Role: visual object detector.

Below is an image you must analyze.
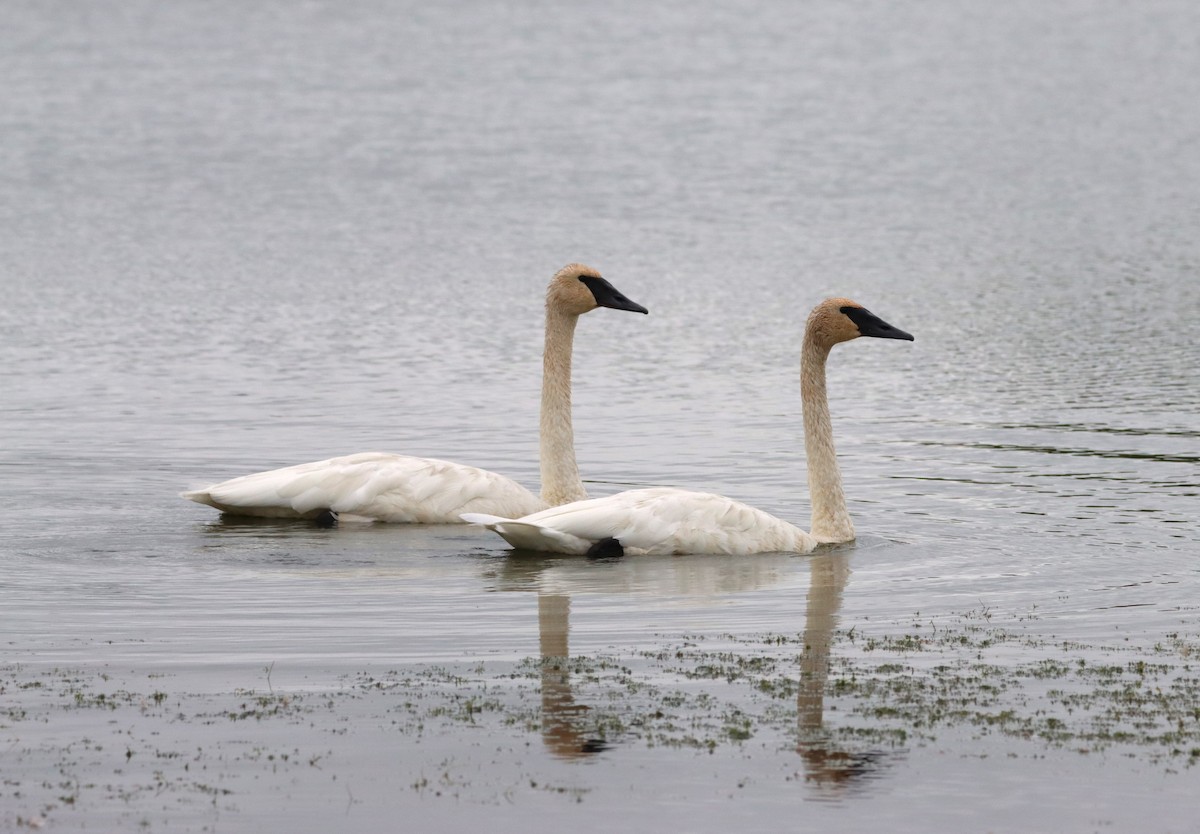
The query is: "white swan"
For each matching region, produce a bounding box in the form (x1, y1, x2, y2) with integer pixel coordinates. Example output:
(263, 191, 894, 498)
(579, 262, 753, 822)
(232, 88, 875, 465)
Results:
(181, 264, 648, 523)
(462, 298, 912, 555)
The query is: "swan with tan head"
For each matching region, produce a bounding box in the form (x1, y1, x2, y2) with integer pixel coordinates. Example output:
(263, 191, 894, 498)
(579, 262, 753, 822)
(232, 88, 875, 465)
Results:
(181, 264, 648, 523)
(462, 298, 912, 555)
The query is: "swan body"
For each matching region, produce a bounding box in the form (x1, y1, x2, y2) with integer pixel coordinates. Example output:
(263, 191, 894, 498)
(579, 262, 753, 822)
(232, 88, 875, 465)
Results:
(185, 452, 545, 522)
(463, 487, 818, 556)
(182, 264, 648, 523)
(464, 298, 913, 555)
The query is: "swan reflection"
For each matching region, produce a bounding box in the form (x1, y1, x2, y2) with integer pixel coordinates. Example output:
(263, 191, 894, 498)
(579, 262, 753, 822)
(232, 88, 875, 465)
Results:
(492, 547, 897, 788)
(536, 593, 609, 759)
(492, 550, 797, 760)
(795, 548, 891, 794)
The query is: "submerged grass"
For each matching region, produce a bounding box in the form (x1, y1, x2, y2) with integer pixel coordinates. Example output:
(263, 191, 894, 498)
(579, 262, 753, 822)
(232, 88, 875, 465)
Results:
(3, 610, 1198, 827)
(335, 609, 1200, 768)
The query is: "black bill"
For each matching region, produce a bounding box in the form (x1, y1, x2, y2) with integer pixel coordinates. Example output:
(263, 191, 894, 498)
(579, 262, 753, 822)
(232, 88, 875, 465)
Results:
(841, 306, 914, 341)
(580, 275, 649, 314)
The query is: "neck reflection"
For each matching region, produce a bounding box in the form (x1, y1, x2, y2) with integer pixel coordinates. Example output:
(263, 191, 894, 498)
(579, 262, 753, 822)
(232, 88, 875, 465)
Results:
(796, 547, 889, 793)
(537, 592, 607, 760)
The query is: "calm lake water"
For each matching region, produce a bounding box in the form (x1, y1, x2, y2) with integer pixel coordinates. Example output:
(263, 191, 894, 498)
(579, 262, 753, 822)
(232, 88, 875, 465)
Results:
(3, 0, 1199, 831)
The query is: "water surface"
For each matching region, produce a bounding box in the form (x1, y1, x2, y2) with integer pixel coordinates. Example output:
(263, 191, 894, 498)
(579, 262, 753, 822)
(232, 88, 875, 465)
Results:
(2, 0, 1199, 830)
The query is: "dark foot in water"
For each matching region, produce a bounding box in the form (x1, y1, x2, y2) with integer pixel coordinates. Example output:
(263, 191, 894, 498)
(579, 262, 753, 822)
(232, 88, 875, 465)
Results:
(580, 738, 611, 754)
(314, 509, 339, 528)
(585, 537, 623, 560)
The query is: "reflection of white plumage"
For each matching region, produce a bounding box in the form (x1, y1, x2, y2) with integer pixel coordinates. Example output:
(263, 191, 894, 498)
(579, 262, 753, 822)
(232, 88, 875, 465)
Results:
(181, 264, 648, 523)
(464, 298, 913, 555)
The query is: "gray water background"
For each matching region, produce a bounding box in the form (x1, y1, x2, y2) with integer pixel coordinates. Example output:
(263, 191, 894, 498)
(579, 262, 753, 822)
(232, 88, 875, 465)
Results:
(2, 0, 1199, 830)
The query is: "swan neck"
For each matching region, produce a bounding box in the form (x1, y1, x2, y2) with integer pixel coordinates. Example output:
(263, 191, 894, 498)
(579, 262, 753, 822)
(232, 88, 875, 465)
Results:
(540, 307, 587, 505)
(801, 337, 854, 542)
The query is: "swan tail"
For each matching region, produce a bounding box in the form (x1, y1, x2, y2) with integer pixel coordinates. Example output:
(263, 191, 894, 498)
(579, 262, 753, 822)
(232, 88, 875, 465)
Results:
(181, 489, 218, 508)
(180, 487, 311, 519)
(459, 512, 509, 527)
(460, 513, 589, 554)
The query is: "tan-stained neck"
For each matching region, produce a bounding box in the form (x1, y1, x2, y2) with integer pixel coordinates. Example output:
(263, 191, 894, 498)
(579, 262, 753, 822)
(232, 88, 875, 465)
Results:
(801, 334, 855, 543)
(539, 305, 588, 506)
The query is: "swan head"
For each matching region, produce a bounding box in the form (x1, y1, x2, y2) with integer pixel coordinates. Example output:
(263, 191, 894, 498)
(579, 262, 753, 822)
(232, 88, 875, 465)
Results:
(547, 263, 649, 317)
(808, 298, 914, 347)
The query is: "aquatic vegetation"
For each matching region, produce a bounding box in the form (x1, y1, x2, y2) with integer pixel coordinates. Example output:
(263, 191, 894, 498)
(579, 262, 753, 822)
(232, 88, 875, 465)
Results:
(330, 611, 1200, 766)
(3, 610, 1197, 828)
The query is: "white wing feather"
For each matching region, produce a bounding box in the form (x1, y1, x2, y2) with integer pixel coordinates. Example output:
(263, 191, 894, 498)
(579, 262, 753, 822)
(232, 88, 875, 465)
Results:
(183, 452, 545, 523)
(463, 487, 818, 556)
